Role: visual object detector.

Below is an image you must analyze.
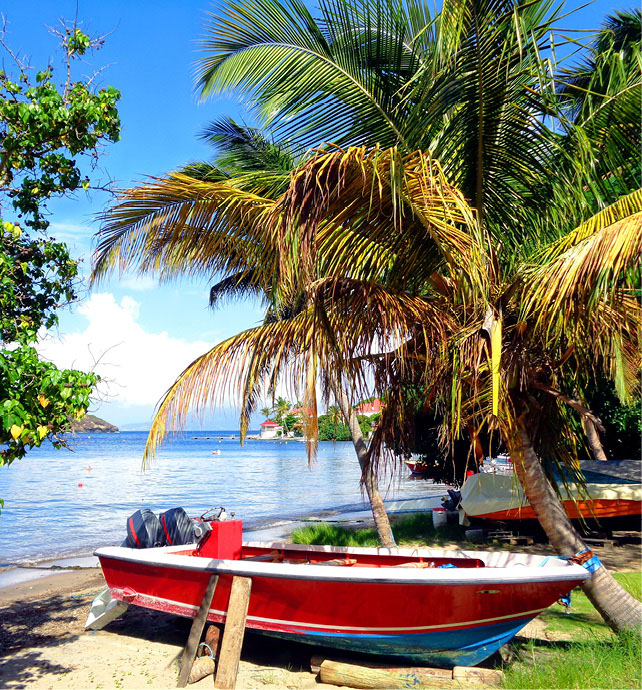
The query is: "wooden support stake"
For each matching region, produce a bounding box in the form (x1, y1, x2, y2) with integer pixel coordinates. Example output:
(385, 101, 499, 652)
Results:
(452, 666, 504, 687)
(177, 574, 219, 688)
(214, 576, 252, 690)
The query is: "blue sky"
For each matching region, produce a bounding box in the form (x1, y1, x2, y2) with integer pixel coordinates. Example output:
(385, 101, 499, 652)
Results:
(4, 0, 624, 428)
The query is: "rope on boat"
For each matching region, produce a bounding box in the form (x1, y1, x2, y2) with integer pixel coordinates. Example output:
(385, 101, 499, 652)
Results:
(537, 547, 603, 614)
(197, 642, 214, 659)
(537, 547, 602, 574)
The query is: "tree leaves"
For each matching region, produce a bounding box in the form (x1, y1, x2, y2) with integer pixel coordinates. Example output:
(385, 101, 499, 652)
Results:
(0, 21, 118, 468)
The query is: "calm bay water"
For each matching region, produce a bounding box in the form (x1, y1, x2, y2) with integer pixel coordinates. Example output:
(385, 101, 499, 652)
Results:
(0, 431, 435, 565)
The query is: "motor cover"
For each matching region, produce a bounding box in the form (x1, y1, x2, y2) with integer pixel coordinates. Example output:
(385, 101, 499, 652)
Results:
(126, 509, 165, 548)
(159, 507, 196, 546)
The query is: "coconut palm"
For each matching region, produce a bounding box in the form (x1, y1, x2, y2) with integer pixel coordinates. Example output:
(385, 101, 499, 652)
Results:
(93, 145, 640, 630)
(93, 122, 401, 546)
(92, 1, 640, 628)
(273, 396, 291, 430)
(260, 406, 273, 419)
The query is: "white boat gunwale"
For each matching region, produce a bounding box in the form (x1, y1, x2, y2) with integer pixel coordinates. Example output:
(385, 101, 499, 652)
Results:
(95, 542, 589, 586)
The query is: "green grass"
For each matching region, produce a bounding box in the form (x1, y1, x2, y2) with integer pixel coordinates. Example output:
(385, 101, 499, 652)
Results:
(291, 513, 468, 547)
(504, 630, 641, 689)
(505, 571, 642, 689)
(541, 571, 642, 637)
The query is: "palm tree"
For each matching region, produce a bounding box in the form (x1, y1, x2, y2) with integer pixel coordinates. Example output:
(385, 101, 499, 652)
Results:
(93, 145, 640, 631)
(92, 122, 399, 546)
(274, 396, 291, 431)
(191, 0, 641, 628)
(260, 406, 273, 419)
(326, 405, 342, 440)
(92, 1, 640, 627)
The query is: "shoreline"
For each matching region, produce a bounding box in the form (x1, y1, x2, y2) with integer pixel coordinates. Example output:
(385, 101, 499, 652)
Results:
(0, 491, 448, 590)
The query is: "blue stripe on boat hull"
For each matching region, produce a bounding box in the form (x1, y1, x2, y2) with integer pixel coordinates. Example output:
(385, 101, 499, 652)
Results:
(255, 616, 532, 667)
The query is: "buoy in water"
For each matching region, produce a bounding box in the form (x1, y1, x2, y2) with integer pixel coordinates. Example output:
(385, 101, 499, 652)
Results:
(212, 450, 221, 455)
(86, 465, 91, 472)
(78, 482, 83, 487)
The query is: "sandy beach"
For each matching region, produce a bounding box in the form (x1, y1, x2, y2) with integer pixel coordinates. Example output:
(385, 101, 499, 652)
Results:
(0, 567, 337, 690)
(1, 538, 639, 690)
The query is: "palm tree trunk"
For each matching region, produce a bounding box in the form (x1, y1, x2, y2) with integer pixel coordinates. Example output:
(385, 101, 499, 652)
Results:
(330, 379, 396, 548)
(581, 418, 608, 462)
(509, 416, 641, 632)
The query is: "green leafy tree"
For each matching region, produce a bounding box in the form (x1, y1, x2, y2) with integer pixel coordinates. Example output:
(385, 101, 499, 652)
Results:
(318, 411, 374, 441)
(0, 19, 120, 471)
(283, 412, 300, 435)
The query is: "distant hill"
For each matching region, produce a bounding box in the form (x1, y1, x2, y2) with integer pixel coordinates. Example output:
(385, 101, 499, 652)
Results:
(71, 414, 119, 433)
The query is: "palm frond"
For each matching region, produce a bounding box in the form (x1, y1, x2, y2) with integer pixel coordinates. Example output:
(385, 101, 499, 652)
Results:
(519, 193, 642, 349)
(91, 174, 275, 288)
(272, 145, 484, 295)
(197, 0, 416, 150)
(199, 116, 299, 197)
(144, 310, 322, 461)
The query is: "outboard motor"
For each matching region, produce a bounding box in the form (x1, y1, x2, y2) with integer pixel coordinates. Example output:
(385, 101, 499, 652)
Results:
(158, 507, 196, 546)
(442, 489, 462, 512)
(125, 509, 165, 548)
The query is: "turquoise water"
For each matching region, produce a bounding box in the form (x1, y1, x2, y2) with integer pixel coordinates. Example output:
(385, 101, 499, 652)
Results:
(0, 431, 436, 564)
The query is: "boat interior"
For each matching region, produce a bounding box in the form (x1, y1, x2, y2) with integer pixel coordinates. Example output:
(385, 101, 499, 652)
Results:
(171, 520, 485, 568)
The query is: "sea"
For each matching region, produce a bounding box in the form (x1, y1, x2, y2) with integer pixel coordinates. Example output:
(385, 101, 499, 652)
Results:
(0, 431, 440, 567)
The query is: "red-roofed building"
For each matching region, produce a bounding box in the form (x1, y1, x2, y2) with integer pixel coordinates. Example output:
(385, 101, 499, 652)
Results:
(260, 420, 282, 439)
(355, 398, 383, 416)
(290, 407, 314, 417)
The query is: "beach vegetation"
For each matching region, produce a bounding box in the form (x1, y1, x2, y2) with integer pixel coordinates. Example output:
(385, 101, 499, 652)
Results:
(91, 0, 639, 629)
(0, 18, 120, 472)
(317, 411, 376, 442)
(504, 628, 641, 689)
(291, 513, 466, 547)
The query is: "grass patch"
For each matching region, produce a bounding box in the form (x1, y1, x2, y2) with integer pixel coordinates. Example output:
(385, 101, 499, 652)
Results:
(506, 572, 642, 688)
(541, 571, 642, 636)
(291, 522, 380, 547)
(504, 630, 641, 689)
(291, 513, 468, 547)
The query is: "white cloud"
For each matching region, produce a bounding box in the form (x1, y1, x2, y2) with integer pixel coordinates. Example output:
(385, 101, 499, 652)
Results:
(38, 293, 216, 408)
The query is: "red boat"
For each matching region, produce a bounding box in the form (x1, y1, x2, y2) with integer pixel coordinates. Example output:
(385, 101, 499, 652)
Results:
(404, 459, 431, 475)
(89, 518, 588, 667)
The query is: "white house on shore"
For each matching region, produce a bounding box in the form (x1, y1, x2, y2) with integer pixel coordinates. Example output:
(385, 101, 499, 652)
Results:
(259, 420, 283, 439)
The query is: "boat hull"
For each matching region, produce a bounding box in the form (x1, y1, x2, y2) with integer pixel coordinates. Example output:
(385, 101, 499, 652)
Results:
(404, 461, 430, 475)
(96, 542, 587, 667)
(473, 498, 642, 521)
(460, 471, 642, 523)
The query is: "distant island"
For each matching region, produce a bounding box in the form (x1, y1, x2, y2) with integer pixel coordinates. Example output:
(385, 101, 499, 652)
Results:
(71, 414, 119, 433)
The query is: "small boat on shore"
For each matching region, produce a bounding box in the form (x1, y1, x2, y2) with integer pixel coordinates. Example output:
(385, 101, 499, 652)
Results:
(91, 517, 588, 667)
(404, 459, 431, 475)
(460, 459, 641, 523)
